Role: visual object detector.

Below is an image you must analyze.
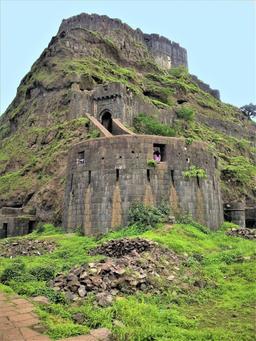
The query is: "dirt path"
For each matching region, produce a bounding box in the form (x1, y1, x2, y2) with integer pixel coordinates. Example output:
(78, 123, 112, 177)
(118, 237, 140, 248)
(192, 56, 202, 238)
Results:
(0, 292, 111, 341)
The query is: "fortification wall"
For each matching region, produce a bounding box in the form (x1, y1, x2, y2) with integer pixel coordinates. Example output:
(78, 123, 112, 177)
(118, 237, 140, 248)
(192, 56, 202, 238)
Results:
(58, 13, 188, 70)
(63, 135, 223, 235)
(68, 82, 176, 127)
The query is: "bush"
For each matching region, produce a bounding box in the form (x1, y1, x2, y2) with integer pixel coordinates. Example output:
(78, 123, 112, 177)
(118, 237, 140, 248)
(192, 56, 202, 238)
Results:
(176, 106, 195, 121)
(183, 166, 207, 179)
(133, 113, 175, 137)
(147, 159, 157, 167)
(0, 260, 26, 284)
(30, 265, 55, 281)
(128, 202, 168, 231)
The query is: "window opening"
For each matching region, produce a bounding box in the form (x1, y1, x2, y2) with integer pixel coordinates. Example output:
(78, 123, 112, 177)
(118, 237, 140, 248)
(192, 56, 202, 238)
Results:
(77, 151, 85, 164)
(171, 170, 175, 186)
(196, 176, 200, 188)
(153, 144, 166, 162)
(88, 170, 91, 184)
(116, 169, 120, 182)
(3, 223, 8, 238)
(28, 221, 35, 234)
(70, 174, 73, 190)
(147, 169, 150, 182)
(214, 156, 218, 169)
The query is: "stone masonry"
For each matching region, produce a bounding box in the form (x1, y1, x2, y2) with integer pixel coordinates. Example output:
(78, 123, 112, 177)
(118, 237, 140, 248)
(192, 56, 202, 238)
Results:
(63, 134, 223, 235)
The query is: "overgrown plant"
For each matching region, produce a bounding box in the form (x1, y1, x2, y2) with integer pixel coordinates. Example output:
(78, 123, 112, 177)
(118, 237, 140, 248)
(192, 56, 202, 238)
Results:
(133, 113, 175, 137)
(147, 159, 157, 167)
(128, 202, 169, 231)
(176, 106, 195, 121)
(183, 166, 207, 179)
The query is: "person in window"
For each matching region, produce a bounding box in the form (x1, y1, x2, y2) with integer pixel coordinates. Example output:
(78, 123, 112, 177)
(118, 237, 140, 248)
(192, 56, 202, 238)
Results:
(153, 150, 161, 163)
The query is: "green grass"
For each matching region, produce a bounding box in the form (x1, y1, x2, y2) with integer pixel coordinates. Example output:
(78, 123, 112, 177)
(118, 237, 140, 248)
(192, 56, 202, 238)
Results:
(0, 223, 255, 340)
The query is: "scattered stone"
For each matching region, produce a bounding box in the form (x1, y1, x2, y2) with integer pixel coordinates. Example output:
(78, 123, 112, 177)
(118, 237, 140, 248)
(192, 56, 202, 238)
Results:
(90, 237, 155, 257)
(31, 296, 50, 305)
(51, 238, 186, 304)
(0, 239, 56, 257)
(73, 312, 86, 324)
(226, 228, 256, 240)
(96, 292, 113, 307)
(90, 328, 112, 341)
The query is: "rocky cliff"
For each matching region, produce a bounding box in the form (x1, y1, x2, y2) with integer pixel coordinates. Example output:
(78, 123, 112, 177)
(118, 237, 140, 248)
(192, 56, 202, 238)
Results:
(0, 13, 255, 225)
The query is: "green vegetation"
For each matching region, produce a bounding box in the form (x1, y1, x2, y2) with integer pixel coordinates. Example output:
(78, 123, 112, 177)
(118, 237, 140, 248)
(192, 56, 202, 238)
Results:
(134, 113, 175, 136)
(0, 117, 92, 201)
(147, 159, 157, 167)
(176, 106, 195, 121)
(0, 223, 255, 340)
(183, 166, 207, 179)
(221, 156, 256, 188)
(127, 202, 170, 231)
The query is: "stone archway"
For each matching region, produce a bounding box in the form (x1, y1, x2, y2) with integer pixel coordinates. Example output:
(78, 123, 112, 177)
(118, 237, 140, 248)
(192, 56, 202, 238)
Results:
(101, 111, 113, 133)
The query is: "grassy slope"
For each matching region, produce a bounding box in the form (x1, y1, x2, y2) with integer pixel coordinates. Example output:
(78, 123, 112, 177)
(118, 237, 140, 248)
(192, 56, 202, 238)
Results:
(0, 223, 255, 340)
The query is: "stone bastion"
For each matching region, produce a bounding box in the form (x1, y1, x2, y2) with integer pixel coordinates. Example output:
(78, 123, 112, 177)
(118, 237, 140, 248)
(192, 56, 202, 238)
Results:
(63, 135, 223, 235)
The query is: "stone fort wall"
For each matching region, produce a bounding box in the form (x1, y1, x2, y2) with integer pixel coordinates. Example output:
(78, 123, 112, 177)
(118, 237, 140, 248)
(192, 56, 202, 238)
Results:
(63, 135, 223, 235)
(58, 13, 188, 70)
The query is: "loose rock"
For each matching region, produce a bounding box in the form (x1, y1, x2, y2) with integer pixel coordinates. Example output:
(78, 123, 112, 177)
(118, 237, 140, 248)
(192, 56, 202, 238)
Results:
(90, 237, 155, 257)
(226, 228, 256, 240)
(51, 238, 186, 304)
(0, 239, 56, 257)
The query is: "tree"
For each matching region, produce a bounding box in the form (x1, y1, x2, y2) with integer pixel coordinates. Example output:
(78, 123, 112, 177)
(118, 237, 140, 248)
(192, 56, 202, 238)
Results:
(240, 103, 256, 120)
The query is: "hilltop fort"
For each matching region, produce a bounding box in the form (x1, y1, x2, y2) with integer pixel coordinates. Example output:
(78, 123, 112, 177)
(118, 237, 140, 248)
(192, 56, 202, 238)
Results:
(0, 13, 255, 237)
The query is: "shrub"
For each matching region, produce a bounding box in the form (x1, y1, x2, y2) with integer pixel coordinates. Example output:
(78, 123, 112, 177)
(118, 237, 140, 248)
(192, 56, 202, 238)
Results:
(0, 260, 26, 284)
(30, 265, 55, 281)
(128, 202, 168, 231)
(133, 113, 175, 137)
(176, 106, 195, 121)
(183, 166, 207, 179)
(147, 159, 157, 167)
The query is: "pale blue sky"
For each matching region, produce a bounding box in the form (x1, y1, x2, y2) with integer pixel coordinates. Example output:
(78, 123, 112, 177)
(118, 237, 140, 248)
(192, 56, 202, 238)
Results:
(0, 0, 255, 114)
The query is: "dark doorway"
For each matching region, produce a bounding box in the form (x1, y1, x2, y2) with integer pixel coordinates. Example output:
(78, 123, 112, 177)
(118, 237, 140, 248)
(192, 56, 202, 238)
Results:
(2, 223, 8, 238)
(101, 112, 112, 133)
(28, 221, 35, 234)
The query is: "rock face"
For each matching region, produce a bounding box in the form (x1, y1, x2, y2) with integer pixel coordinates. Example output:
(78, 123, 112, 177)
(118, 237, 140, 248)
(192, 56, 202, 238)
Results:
(58, 13, 188, 69)
(51, 238, 185, 303)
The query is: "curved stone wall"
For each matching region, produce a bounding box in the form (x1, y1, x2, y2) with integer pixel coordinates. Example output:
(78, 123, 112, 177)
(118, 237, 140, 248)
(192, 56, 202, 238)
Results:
(63, 135, 223, 235)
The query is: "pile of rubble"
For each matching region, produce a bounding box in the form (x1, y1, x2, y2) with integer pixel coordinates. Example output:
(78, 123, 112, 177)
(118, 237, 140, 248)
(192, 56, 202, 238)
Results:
(51, 238, 184, 305)
(90, 237, 155, 257)
(226, 228, 256, 240)
(0, 239, 56, 257)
